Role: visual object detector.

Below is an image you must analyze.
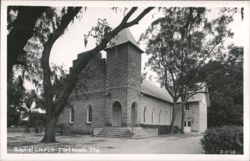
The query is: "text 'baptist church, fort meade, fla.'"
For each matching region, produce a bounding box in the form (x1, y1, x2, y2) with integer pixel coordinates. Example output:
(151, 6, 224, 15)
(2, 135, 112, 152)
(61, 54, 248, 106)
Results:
(57, 28, 209, 137)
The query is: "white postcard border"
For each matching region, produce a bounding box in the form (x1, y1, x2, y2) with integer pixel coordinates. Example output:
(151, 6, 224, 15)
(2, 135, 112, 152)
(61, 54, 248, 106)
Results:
(1, 1, 249, 161)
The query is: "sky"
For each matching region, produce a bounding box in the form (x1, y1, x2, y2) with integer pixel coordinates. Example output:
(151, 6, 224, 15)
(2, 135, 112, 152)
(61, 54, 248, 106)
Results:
(50, 7, 244, 75)
(50, 7, 156, 71)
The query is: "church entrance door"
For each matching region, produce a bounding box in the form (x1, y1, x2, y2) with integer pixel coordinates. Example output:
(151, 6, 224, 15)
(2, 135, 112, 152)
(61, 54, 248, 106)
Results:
(184, 120, 192, 133)
(112, 102, 122, 126)
(131, 102, 137, 126)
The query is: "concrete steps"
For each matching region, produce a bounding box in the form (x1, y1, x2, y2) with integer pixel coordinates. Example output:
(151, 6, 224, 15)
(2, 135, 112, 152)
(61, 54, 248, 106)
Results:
(94, 127, 157, 138)
(96, 127, 133, 138)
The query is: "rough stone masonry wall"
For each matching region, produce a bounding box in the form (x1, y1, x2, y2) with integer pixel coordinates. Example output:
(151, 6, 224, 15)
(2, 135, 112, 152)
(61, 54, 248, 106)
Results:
(104, 43, 135, 126)
(57, 53, 107, 134)
(104, 43, 143, 126)
(105, 44, 129, 88)
(127, 88, 141, 125)
(58, 93, 106, 134)
(75, 53, 106, 93)
(127, 45, 142, 90)
(70, 92, 106, 134)
(126, 44, 142, 126)
(104, 87, 128, 126)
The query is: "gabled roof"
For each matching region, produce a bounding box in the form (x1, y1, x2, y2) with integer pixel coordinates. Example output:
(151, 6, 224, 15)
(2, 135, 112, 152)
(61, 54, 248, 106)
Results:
(141, 80, 173, 103)
(141, 80, 208, 104)
(106, 28, 143, 53)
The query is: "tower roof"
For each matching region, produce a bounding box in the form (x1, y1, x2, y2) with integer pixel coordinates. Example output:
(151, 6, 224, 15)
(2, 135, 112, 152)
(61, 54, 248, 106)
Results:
(106, 28, 143, 53)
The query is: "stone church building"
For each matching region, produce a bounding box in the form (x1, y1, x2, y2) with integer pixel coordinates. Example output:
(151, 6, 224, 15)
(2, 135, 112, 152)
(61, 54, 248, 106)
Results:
(58, 29, 209, 137)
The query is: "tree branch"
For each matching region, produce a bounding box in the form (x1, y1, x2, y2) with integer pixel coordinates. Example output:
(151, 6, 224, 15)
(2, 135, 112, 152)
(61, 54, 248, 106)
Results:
(41, 7, 81, 115)
(52, 7, 81, 40)
(54, 7, 154, 116)
(194, 40, 221, 73)
(164, 67, 174, 99)
(176, 83, 208, 108)
(183, 39, 222, 87)
(126, 7, 154, 27)
(121, 7, 137, 24)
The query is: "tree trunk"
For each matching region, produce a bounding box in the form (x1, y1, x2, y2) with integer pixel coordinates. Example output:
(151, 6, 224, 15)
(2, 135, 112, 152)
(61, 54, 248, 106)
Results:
(25, 111, 32, 133)
(41, 116, 58, 143)
(170, 102, 177, 133)
(181, 103, 185, 134)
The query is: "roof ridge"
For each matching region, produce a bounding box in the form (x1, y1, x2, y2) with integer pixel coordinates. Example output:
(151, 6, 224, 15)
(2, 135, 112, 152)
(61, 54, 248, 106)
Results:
(106, 28, 143, 52)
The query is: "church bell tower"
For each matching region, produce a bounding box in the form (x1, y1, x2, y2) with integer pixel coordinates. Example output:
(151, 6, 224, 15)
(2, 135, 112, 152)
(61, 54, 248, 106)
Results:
(104, 28, 143, 126)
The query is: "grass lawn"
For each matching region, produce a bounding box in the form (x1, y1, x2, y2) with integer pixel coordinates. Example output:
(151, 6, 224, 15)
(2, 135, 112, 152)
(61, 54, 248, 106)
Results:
(7, 132, 204, 154)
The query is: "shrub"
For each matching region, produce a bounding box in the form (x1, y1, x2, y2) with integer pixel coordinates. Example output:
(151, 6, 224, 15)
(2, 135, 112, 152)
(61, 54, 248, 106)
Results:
(56, 123, 67, 134)
(200, 125, 243, 154)
(139, 124, 180, 134)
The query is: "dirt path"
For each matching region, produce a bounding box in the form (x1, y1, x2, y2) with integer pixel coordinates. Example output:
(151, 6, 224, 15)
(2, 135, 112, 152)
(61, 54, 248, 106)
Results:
(7, 133, 203, 154)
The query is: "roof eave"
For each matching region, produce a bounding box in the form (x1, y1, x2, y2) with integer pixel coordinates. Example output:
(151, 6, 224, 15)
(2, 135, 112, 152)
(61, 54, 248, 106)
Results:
(141, 91, 173, 104)
(105, 41, 144, 53)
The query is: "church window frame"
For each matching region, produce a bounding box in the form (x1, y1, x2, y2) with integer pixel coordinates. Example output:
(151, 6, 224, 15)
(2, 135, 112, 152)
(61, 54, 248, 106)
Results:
(185, 103, 190, 111)
(184, 121, 191, 127)
(69, 105, 75, 124)
(87, 105, 92, 123)
(152, 108, 155, 123)
(159, 109, 162, 123)
(143, 106, 147, 123)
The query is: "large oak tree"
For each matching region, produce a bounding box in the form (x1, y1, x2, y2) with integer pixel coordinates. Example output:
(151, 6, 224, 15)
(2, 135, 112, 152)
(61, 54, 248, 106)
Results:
(140, 7, 236, 133)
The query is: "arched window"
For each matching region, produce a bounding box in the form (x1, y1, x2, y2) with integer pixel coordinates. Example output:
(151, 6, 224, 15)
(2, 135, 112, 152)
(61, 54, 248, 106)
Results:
(185, 103, 190, 110)
(69, 106, 75, 123)
(152, 108, 155, 123)
(143, 106, 147, 123)
(159, 110, 162, 123)
(166, 111, 168, 123)
(87, 105, 92, 123)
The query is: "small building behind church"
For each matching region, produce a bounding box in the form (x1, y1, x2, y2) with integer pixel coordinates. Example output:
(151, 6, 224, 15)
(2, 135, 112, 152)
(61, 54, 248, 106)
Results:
(58, 29, 209, 137)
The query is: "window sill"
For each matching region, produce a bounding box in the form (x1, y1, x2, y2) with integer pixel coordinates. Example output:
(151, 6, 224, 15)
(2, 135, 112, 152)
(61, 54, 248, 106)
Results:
(85, 122, 92, 125)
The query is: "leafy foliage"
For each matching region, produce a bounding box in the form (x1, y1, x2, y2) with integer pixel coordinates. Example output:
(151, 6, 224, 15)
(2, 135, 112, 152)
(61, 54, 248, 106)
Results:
(84, 18, 112, 47)
(51, 64, 68, 99)
(140, 7, 237, 132)
(29, 112, 47, 128)
(8, 76, 25, 108)
(7, 106, 21, 127)
(7, 79, 42, 127)
(7, 7, 70, 127)
(140, 7, 235, 98)
(7, 6, 49, 80)
(139, 124, 180, 134)
(8, 7, 79, 90)
(198, 46, 243, 127)
(7, 7, 75, 122)
(200, 126, 243, 154)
